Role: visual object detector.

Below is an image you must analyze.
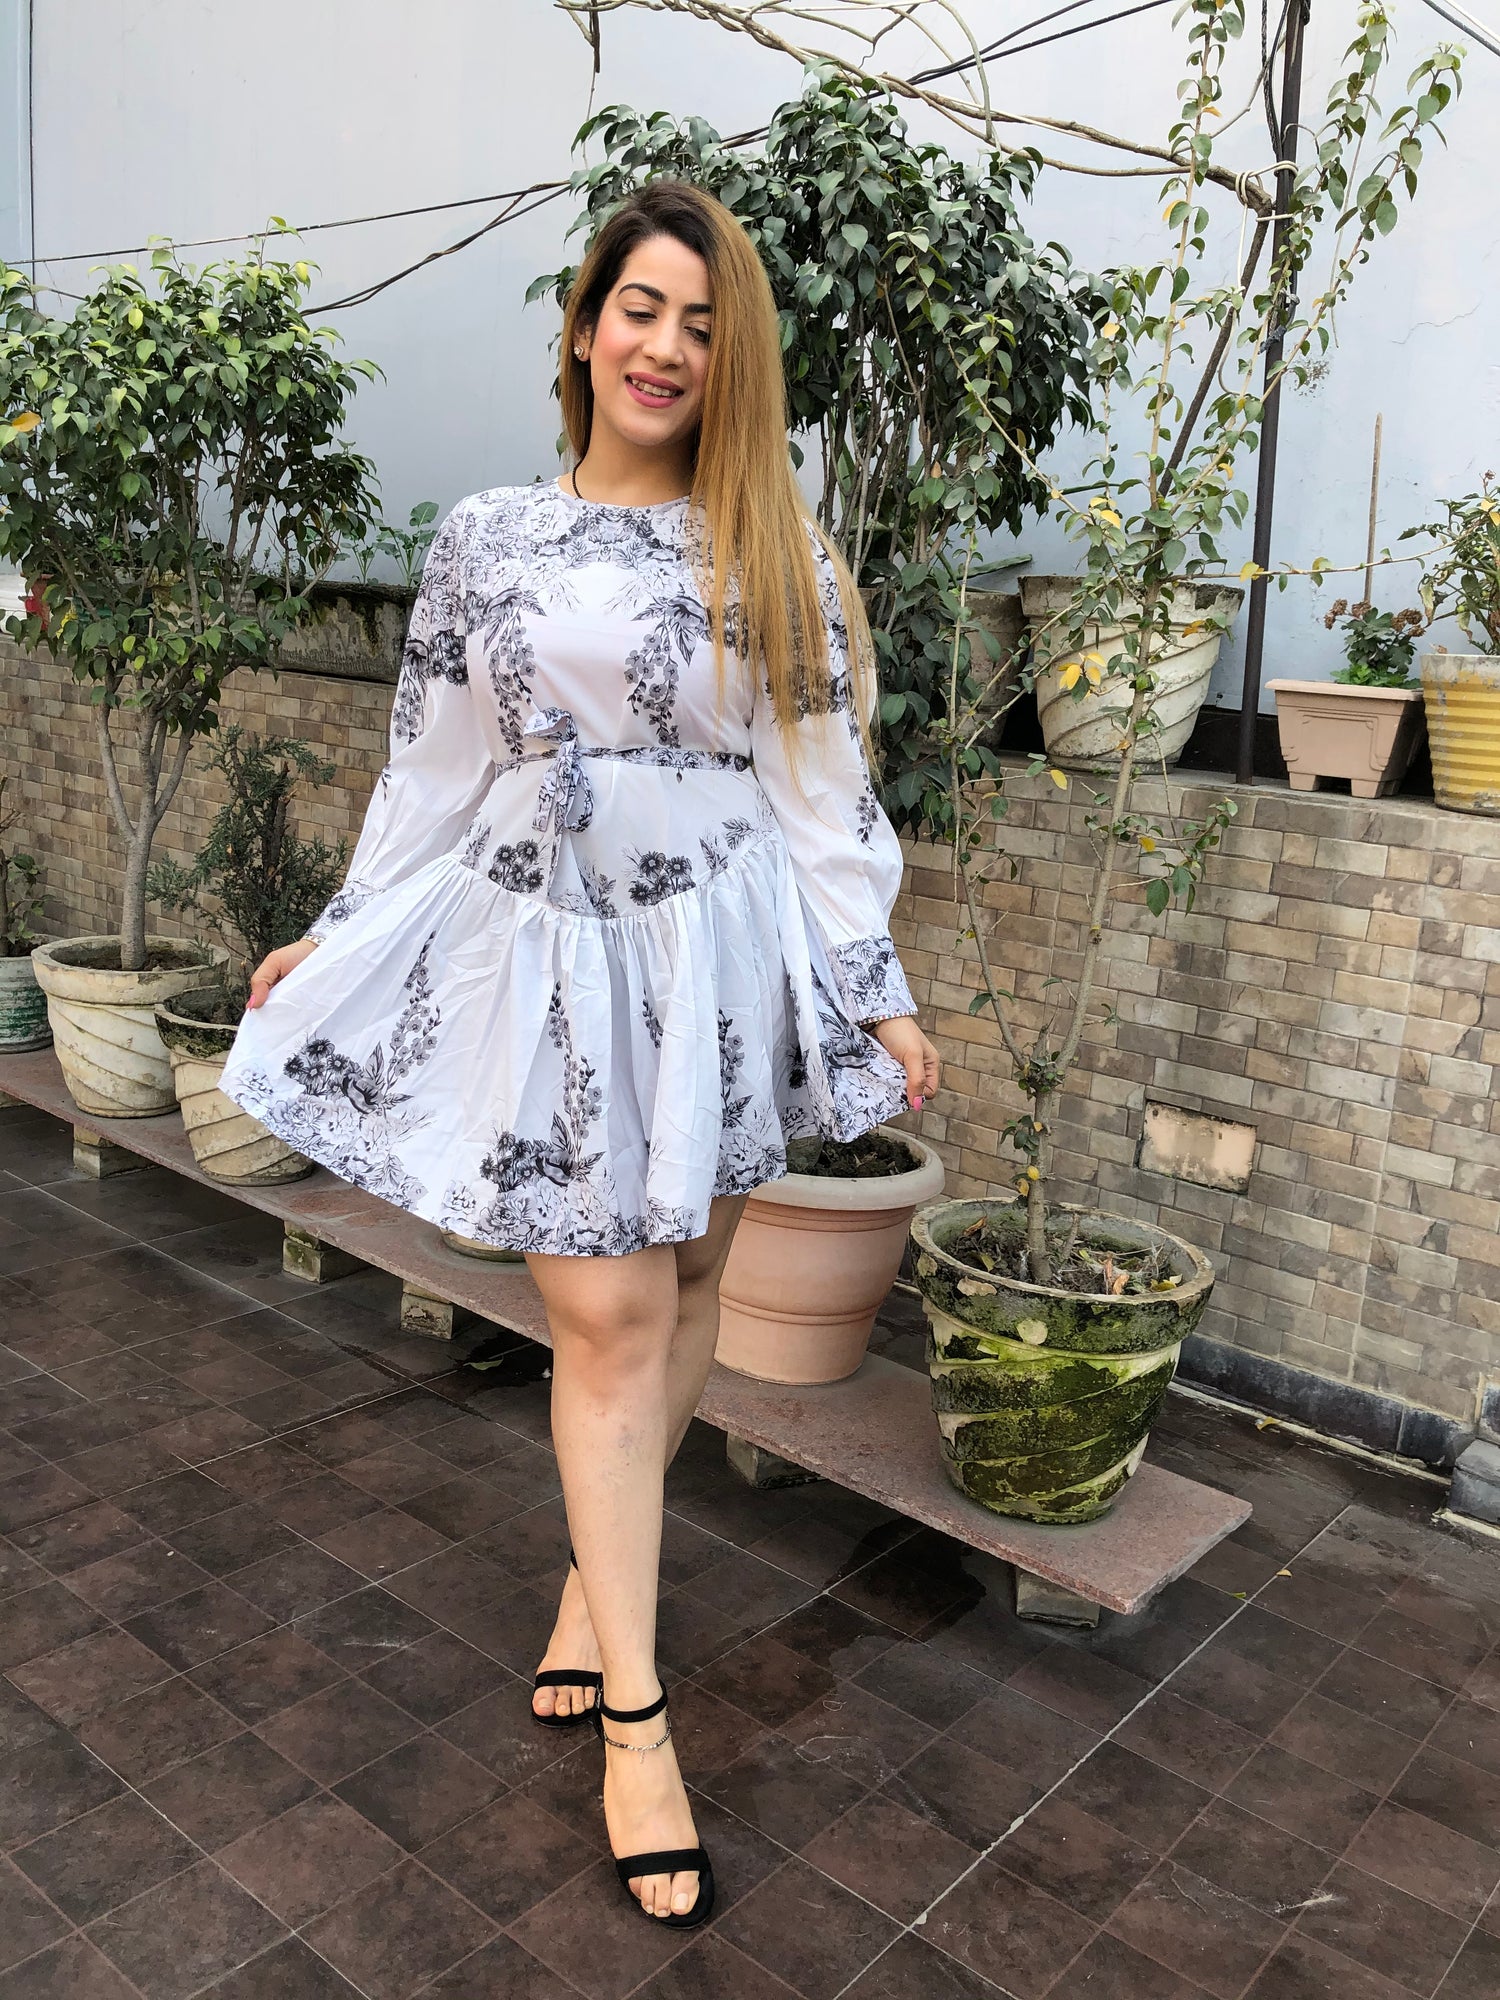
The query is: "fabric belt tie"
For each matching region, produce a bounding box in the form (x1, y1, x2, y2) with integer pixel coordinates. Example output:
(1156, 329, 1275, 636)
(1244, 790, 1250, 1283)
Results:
(519, 706, 753, 844)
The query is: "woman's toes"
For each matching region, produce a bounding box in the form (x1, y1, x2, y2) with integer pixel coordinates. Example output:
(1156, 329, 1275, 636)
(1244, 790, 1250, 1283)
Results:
(532, 1687, 554, 1718)
(671, 1873, 697, 1915)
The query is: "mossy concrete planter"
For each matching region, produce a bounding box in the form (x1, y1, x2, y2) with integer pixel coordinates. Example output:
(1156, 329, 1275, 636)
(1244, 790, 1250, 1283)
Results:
(716, 1128, 946, 1385)
(1420, 651, 1500, 816)
(1268, 680, 1425, 799)
(0, 949, 51, 1052)
(155, 992, 313, 1185)
(1022, 577, 1243, 772)
(32, 938, 227, 1117)
(911, 1197, 1215, 1523)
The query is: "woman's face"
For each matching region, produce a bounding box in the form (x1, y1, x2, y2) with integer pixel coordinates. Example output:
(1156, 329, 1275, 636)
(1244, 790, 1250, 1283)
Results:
(577, 234, 712, 457)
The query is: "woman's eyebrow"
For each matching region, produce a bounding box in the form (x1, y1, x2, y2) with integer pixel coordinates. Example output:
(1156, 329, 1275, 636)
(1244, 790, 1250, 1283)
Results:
(618, 282, 713, 314)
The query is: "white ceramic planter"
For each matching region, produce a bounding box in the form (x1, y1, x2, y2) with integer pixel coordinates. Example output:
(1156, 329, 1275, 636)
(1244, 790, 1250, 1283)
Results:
(0, 949, 51, 1052)
(1268, 680, 1425, 799)
(155, 997, 313, 1184)
(1021, 577, 1244, 772)
(716, 1128, 946, 1386)
(32, 938, 227, 1117)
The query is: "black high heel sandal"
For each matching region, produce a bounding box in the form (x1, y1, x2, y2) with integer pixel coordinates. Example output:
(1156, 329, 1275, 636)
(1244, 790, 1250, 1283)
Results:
(531, 1549, 603, 1731)
(594, 1686, 715, 1929)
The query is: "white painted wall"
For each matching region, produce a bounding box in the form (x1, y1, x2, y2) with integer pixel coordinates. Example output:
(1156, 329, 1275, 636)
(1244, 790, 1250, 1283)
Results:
(13, 0, 1499, 701)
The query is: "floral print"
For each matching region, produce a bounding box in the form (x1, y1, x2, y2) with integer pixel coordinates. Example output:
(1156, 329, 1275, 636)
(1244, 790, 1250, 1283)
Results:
(220, 483, 916, 1256)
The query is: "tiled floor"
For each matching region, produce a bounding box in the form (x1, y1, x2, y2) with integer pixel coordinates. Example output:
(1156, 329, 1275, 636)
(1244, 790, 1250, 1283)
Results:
(1, 1104, 1499, 2000)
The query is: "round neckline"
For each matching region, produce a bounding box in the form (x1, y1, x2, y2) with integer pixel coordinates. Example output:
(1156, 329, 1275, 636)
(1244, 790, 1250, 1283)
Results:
(553, 478, 690, 514)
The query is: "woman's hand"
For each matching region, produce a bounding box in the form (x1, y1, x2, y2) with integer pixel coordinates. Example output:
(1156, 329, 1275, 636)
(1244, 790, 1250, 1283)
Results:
(870, 1015, 941, 1112)
(244, 937, 320, 1012)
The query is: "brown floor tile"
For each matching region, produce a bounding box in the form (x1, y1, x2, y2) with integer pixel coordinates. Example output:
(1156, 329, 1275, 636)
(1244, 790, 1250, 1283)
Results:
(851, 1635, 995, 1728)
(86, 1859, 287, 1999)
(114, 1468, 237, 1536)
(302, 1856, 495, 2000)
(0, 1468, 96, 1538)
(167, 1504, 298, 1579)
(1116, 1689, 1261, 1792)
(766, 1593, 903, 1679)
(1169, 1796, 1336, 1919)
(515, 1738, 611, 1850)
(225, 1545, 365, 1625)
(397, 1475, 519, 1541)
(1048, 1928, 1211, 1999)
(291, 1585, 435, 1672)
(150, 1408, 268, 1466)
(218, 1792, 403, 1928)
(1435, 1927, 1500, 2000)
(333, 1731, 503, 1850)
(693, 1630, 836, 1728)
(0, 1859, 72, 1973)
(336, 1442, 454, 1506)
(1004, 1641, 1155, 1732)
(1108, 1861, 1286, 2000)
(1392, 1746, 1500, 1850)
(1386, 1574, 1500, 1651)
(13, 1792, 197, 1923)
(360, 1627, 509, 1724)
(704, 1728, 870, 1848)
(257, 1677, 419, 1785)
(418, 1789, 592, 1924)
(316, 1505, 466, 1581)
(123, 1580, 275, 1671)
(1269, 1690, 1418, 1794)
(802, 1790, 975, 1920)
(506, 1854, 694, 2000)
(1172, 1640, 1307, 1737)
(208, 1440, 321, 1504)
(438, 1683, 581, 1788)
(945, 1682, 1100, 1790)
(1358, 1607, 1492, 1692)
(1226, 1744, 1382, 1853)
(924, 1859, 1095, 1999)
(200, 1935, 367, 1997)
(1463, 1650, 1500, 1715)
(142, 1729, 318, 1849)
(651, 1680, 765, 1787)
(712, 1854, 903, 2000)
(994, 1796, 1156, 1923)
(0, 1541, 46, 1603)
(1317, 1646, 1455, 1740)
(292, 1410, 407, 1467)
(651, 1583, 748, 1676)
(0, 1729, 124, 1847)
(65, 1541, 212, 1621)
(10, 1501, 148, 1577)
(629, 1933, 802, 2000)
(8, 1625, 171, 1726)
(188, 1627, 345, 1727)
(0, 1934, 144, 1999)
(1428, 1695, 1500, 1778)
(780, 1680, 936, 1789)
(1056, 1740, 1212, 1852)
(417, 1933, 591, 1998)
(264, 1472, 383, 1540)
(882, 1731, 1041, 1851)
(1295, 1859, 1469, 1993)
(0, 1581, 108, 1671)
(75, 1673, 239, 1783)
(1242, 1933, 1414, 1998)
(63, 1436, 181, 1497)
(1343, 1800, 1500, 1922)
(1254, 1568, 1379, 1644)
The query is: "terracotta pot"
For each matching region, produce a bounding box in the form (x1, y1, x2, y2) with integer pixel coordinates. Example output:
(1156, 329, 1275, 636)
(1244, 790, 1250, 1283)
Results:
(32, 938, 227, 1117)
(715, 1128, 946, 1385)
(1267, 680, 1425, 799)
(155, 992, 313, 1185)
(911, 1198, 1215, 1524)
(0, 947, 52, 1052)
(1022, 577, 1243, 772)
(1420, 651, 1500, 816)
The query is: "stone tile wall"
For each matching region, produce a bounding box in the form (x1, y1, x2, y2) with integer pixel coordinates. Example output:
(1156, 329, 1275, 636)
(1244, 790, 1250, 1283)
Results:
(3, 642, 1496, 1431)
(890, 769, 1500, 1431)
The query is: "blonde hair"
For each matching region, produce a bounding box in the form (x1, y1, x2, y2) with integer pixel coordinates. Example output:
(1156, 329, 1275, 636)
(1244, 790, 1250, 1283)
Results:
(558, 180, 875, 749)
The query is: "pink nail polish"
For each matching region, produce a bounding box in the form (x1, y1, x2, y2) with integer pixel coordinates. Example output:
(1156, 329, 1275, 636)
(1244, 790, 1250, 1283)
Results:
(913, 1095, 924, 1110)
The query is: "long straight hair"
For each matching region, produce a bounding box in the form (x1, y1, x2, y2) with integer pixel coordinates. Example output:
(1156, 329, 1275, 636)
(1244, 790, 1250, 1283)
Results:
(558, 181, 875, 749)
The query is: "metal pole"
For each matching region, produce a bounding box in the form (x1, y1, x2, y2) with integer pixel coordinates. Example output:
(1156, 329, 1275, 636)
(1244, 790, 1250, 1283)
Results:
(1235, 0, 1311, 787)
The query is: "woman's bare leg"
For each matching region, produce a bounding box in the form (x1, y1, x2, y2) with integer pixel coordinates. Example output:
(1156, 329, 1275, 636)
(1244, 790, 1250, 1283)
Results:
(531, 1194, 747, 1722)
(526, 1195, 747, 1920)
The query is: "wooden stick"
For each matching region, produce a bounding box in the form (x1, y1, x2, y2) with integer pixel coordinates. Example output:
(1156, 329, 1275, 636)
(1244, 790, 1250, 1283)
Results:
(1364, 412, 1383, 605)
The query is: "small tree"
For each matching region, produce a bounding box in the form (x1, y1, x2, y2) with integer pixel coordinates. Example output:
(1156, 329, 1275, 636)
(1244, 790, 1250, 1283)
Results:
(532, 71, 1106, 827)
(0, 248, 379, 970)
(1404, 475, 1500, 652)
(147, 727, 347, 1010)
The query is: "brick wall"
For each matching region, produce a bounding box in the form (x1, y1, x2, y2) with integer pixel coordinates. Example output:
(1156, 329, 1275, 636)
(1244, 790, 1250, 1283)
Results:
(4, 640, 1496, 1433)
(890, 770, 1500, 1432)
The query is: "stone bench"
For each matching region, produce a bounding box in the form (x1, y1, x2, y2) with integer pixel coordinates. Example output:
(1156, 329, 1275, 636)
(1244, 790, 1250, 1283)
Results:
(0, 1047, 1251, 1618)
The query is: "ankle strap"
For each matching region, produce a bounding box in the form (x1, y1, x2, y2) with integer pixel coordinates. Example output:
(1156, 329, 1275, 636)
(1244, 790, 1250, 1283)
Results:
(599, 1687, 667, 1725)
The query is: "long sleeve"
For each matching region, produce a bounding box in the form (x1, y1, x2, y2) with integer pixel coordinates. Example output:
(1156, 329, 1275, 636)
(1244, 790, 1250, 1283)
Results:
(750, 545, 916, 1025)
(306, 504, 494, 941)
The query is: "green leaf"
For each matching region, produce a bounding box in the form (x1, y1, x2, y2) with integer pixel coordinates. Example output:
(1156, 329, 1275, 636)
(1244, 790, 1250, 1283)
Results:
(1145, 879, 1170, 917)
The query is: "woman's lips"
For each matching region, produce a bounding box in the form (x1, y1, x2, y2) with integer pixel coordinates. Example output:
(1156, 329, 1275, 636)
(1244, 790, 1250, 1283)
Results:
(625, 375, 684, 408)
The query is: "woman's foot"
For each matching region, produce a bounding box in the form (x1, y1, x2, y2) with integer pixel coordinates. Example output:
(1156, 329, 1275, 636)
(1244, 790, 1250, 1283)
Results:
(602, 1698, 702, 1919)
(531, 1561, 603, 1721)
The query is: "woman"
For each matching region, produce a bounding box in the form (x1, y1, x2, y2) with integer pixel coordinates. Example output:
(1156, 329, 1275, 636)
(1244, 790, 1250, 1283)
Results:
(222, 181, 940, 1928)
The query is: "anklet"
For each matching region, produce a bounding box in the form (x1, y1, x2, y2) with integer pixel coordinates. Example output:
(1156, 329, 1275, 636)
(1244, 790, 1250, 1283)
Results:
(601, 1719, 672, 1753)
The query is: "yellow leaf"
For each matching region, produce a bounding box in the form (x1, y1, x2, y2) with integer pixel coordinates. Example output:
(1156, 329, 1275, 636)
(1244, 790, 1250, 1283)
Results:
(1098, 508, 1122, 527)
(1101, 321, 1119, 337)
(1181, 620, 1206, 636)
(7, 410, 39, 433)
(1140, 835, 1157, 852)
(1050, 769, 1069, 791)
(1058, 662, 1083, 691)
(1083, 662, 1103, 688)
(1238, 560, 1260, 582)
(1085, 652, 1105, 666)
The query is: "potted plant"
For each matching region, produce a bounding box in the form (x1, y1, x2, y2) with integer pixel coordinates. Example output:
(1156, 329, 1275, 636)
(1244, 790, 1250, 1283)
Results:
(1268, 598, 1427, 797)
(0, 247, 379, 1113)
(1404, 476, 1500, 815)
(716, 1127, 945, 1384)
(889, 1, 1458, 1520)
(147, 728, 345, 1182)
(0, 776, 49, 1052)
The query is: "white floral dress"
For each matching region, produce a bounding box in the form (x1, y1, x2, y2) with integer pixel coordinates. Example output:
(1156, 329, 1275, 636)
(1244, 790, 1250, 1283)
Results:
(219, 484, 916, 1257)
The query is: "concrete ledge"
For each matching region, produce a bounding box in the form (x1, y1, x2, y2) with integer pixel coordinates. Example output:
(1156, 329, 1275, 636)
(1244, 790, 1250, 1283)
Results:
(0, 1047, 1253, 1615)
(1450, 1440, 1500, 1528)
